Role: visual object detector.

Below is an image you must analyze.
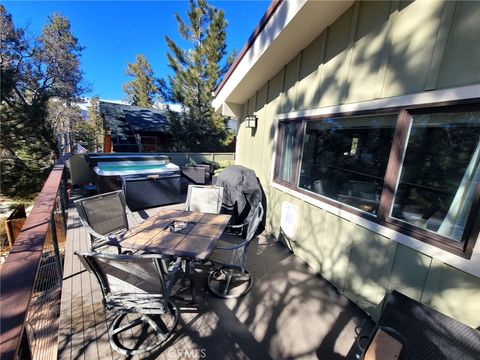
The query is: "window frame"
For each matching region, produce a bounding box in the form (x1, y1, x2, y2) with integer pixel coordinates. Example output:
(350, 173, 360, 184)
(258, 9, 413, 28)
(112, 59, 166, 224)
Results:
(273, 118, 305, 187)
(273, 100, 480, 258)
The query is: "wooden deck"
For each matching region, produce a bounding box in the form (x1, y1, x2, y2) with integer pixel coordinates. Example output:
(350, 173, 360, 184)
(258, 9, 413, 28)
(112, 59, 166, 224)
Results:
(0, 161, 69, 360)
(58, 205, 117, 360)
(58, 203, 374, 360)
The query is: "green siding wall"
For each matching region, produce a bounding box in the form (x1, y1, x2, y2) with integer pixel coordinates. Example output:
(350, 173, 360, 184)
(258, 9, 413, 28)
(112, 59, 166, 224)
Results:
(235, 0, 480, 327)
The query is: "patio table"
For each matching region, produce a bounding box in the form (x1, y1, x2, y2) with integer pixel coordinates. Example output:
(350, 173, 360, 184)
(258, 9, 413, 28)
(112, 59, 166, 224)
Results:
(118, 209, 231, 303)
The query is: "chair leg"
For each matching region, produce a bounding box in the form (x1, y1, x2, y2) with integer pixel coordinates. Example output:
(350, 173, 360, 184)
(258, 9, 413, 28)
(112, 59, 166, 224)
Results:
(109, 301, 179, 356)
(207, 268, 253, 299)
(186, 259, 197, 303)
(222, 271, 233, 297)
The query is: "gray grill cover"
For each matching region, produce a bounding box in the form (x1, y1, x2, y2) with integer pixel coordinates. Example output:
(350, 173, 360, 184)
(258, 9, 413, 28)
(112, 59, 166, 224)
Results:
(215, 165, 262, 225)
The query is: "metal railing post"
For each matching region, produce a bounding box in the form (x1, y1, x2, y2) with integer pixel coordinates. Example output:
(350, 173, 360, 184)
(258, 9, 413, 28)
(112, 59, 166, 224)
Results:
(49, 214, 63, 280)
(17, 329, 33, 360)
(59, 186, 68, 232)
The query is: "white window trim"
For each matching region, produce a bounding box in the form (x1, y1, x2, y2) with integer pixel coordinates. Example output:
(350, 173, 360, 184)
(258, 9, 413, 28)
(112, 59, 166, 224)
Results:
(270, 85, 480, 277)
(276, 84, 480, 120)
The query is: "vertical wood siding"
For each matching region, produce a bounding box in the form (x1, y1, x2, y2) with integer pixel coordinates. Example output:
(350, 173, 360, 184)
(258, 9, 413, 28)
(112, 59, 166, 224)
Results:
(235, 0, 480, 327)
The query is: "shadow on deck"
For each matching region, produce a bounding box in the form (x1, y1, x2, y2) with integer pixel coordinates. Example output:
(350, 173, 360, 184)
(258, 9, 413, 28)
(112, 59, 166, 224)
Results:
(58, 203, 374, 360)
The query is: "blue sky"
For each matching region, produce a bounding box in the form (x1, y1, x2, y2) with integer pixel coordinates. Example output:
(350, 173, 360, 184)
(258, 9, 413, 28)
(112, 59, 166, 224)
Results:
(3, 1, 269, 101)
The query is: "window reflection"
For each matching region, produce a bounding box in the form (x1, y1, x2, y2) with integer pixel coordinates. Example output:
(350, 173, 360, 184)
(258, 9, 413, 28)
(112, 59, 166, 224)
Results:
(392, 112, 480, 241)
(277, 122, 300, 184)
(299, 114, 397, 213)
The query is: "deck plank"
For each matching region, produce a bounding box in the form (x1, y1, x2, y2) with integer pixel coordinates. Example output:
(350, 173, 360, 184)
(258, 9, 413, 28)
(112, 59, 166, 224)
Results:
(59, 206, 129, 360)
(75, 215, 88, 360)
(68, 213, 86, 360)
(78, 215, 102, 360)
(58, 208, 75, 360)
(87, 251, 117, 360)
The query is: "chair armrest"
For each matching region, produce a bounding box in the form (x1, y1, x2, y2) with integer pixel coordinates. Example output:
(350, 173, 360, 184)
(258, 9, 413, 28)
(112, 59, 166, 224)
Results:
(227, 223, 247, 230)
(126, 208, 145, 228)
(83, 223, 109, 240)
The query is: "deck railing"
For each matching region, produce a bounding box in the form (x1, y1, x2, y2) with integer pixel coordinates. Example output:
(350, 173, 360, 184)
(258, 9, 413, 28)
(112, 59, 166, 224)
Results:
(0, 155, 70, 360)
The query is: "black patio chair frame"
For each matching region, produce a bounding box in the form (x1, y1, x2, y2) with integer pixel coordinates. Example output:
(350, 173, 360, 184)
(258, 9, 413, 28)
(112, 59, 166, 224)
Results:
(206, 202, 264, 299)
(74, 190, 129, 253)
(360, 290, 480, 360)
(76, 252, 179, 356)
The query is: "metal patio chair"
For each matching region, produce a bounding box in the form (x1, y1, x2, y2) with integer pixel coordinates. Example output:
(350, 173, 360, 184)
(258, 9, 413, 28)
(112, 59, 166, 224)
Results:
(360, 290, 480, 360)
(75, 252, 179, 356)
(74, 190, 129, 252)
(206, 202, 264, 298)
(185, 185, 224, 214)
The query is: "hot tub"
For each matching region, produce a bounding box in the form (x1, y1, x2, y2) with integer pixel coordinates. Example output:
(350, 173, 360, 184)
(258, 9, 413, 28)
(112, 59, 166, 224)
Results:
(93, 160, 180, 192)
(94, 160, 179, 177)
(86, 154, 171, 168)
(93, 160, 184, 209)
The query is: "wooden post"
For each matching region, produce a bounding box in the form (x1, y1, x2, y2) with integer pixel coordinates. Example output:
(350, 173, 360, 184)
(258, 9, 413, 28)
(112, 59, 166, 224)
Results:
(104, 132, 113, 153)
(4, 205, 27, 248)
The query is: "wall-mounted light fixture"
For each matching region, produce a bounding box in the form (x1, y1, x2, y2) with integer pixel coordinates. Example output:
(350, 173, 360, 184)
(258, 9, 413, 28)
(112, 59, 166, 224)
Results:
(245, 115, 258, 129)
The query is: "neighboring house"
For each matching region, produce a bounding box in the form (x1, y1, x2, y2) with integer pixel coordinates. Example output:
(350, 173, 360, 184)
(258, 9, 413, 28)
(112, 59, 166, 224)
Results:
(99, 101, 174, 152)
(213, 0, 480, 327)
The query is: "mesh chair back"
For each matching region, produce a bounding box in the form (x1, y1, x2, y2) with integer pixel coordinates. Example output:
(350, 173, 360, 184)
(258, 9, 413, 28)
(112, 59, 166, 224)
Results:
(186, 185, 224, 214)
(76, 252, 169, 299)
(372, 290, 480, 360)
(76, 191, 128, 236)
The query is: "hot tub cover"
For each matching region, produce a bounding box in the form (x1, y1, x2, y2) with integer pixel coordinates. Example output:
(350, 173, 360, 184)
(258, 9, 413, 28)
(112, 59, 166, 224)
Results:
(94, 161, 179, 176)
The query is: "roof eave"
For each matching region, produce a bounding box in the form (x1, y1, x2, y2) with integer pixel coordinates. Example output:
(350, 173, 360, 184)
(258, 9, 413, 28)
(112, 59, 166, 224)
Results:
(212, 0, 354, 118)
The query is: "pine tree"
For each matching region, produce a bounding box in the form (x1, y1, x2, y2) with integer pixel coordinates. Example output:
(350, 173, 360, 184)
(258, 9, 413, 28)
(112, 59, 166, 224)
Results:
(162, 0, 235, 151)
(1, 9, 85, 149)
(87, 96, 103, 130)
(123, 54, 158, 108)
(1, 6, 85, 197)
(85, 96, 104, 151)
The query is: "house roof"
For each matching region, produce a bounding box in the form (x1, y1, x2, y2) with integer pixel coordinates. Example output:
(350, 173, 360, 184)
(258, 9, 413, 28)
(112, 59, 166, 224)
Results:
(212, 0, 353, 118)
(99, 102, 171, 138)
(214, 0, 283, 97)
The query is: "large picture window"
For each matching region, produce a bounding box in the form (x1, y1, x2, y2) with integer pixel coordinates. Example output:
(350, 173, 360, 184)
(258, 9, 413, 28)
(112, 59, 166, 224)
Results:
(274, 103, 480, 257)
(299, 115, 397, 214)
(391, 111, 480, 242)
